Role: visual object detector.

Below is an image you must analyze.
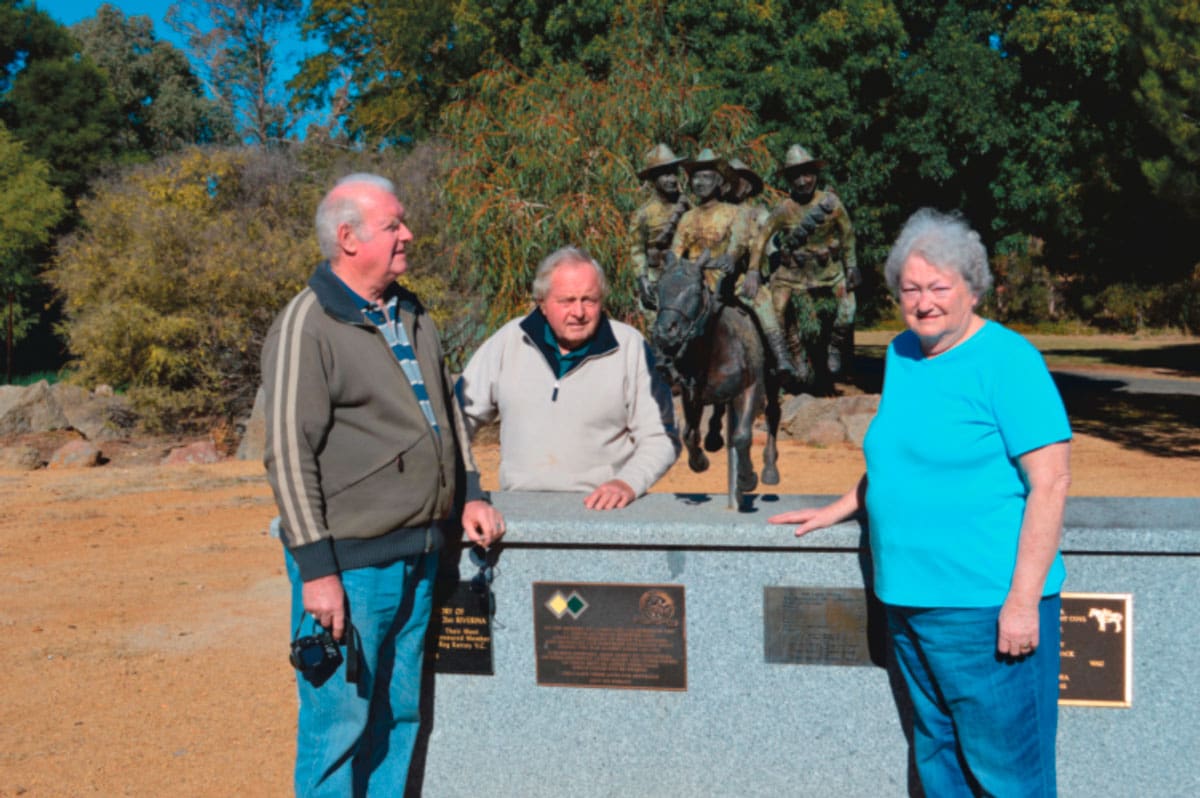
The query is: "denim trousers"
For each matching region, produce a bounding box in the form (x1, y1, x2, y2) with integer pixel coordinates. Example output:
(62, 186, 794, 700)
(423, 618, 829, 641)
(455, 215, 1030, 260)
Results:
(285, 547, 438, 797)
(886, 595, 1060, 798)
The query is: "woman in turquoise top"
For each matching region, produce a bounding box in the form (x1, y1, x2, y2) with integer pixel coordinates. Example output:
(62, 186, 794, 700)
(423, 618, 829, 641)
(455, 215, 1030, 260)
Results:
(771, 208, 1071, 797)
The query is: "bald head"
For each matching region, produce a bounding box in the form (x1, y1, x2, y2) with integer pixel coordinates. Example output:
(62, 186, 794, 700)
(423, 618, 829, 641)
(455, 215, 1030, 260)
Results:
(315, 174, 398, 261)
(316, 174, 413, 303)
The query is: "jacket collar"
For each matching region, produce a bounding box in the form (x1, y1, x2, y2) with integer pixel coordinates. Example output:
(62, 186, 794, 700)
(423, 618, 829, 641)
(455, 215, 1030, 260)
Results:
(519, 307, 619, 377)
(308, 261, 420, 325)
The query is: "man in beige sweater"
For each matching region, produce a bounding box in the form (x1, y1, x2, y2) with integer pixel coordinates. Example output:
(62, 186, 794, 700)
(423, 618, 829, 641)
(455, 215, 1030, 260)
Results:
(457, 246, 679, 510)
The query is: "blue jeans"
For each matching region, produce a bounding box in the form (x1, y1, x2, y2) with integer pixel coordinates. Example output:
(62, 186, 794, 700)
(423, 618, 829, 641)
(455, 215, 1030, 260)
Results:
(285, 548, 437, 797)
(886, 596, 1060, 797)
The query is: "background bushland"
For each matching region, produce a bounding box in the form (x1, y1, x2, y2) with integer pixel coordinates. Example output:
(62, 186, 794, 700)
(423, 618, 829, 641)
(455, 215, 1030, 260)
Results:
(3, 0, 1199, 432)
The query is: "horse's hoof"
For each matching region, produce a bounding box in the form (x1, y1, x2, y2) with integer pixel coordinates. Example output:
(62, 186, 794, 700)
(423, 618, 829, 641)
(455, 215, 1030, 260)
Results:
(704, 432, 724, 452)
(761, 465, 780, 485)
(738, 471, 758, 494)
(689, 452, 710, 472)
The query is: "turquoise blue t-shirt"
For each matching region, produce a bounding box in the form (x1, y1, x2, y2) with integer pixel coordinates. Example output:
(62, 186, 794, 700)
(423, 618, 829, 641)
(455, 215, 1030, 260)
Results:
(863, 321, 1071, 607)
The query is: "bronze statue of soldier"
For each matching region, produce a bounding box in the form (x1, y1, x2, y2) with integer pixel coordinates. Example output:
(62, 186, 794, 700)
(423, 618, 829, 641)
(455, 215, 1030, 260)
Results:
(629, 143, 690, 325)
(669, 148, 803, 386)
(748, 144, 859, 387)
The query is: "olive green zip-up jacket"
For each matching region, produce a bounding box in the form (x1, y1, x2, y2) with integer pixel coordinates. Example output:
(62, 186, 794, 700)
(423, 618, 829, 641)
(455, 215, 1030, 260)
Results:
(262, 262, 485, 582)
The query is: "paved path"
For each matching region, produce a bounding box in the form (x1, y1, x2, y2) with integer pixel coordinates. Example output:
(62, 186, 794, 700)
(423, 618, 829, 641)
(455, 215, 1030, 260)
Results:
(1051, 368, 1200, 397)
(854, 354, 1200, 398)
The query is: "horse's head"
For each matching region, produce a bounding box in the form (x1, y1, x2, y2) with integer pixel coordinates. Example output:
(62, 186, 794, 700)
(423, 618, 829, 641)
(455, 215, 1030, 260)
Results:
(652, 251, 712, 360)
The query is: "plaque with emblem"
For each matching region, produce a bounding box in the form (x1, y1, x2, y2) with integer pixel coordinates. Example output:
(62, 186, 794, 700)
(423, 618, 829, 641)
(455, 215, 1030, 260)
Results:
(1059, 592, 1132, 707)
(532, 582, 686, 690)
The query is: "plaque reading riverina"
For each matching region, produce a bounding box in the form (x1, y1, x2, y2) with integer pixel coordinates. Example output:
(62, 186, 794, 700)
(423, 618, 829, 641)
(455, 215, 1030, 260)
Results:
(431, 582, 494, 675)
(1059, 592, 1132, 707)
(533, 582, 686, 690)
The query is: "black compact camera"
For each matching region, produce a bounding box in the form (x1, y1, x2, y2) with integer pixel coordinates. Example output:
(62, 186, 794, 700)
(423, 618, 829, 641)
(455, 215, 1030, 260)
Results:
(290, 630, 343, 683)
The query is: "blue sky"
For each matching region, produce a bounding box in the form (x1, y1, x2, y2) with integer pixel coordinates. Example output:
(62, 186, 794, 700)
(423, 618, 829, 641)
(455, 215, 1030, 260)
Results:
(35, 0, 197, 44)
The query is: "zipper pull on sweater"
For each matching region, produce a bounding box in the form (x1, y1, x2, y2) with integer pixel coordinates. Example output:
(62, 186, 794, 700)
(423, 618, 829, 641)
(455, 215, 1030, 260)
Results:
(551, 380, 560, 402)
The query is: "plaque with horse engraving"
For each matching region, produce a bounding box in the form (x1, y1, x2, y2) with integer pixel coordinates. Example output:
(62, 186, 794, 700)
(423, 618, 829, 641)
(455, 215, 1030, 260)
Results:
(533, 582, 686, 690)
(1059, 592, 1132, 707)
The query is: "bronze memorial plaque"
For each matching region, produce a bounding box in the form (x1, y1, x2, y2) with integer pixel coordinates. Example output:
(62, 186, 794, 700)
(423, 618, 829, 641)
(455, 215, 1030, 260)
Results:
(431, 582, 494, 675)
(763, 587, 873, 666)
(532, 582, 686, 690)
(1059, 592, 1132, 707)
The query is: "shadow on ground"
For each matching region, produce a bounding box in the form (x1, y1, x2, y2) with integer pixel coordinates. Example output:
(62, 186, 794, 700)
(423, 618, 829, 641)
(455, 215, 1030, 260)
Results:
(851, 350, 1200, 459)
(1037, 342, 1200, 379)
(1052, 374, 1200, 458)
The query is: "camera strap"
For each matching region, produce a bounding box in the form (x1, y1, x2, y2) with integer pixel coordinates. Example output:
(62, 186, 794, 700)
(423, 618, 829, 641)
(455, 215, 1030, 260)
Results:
(343, 623, 361, 684)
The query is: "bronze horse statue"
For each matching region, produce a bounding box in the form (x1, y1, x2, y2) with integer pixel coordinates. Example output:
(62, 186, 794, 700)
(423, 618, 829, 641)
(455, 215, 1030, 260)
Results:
(652, 252, 780, 508)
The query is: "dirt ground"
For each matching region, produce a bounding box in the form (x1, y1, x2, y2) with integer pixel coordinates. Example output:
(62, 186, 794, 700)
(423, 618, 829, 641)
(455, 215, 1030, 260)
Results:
(2, 368, 1198, 795)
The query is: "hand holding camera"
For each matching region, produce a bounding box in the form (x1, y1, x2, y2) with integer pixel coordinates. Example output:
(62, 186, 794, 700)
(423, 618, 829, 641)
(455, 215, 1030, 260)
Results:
(290, 613, 360, 686)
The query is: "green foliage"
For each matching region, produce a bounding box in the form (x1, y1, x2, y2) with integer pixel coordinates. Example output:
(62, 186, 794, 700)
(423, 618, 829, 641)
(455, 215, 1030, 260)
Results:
(0, 124, 66, 262)
(0, 1, 76, 91)
(292, 0, 485, 144)
(292, 0, 648, 145)
(1079, 265, 1200, 334)
(47, 143, 460, 430)
(1085, 282, 1166, 333)
(72, 4, 235, 153)
(0, 122, 67, 378)
(282, 0, 1200, 329)
(48, 146, 322, 429)
(1129, 0, 1200, 218)
(0, 13, 125, 199)
(438, 19, 767, 345)
(981, 236, 1064, 325)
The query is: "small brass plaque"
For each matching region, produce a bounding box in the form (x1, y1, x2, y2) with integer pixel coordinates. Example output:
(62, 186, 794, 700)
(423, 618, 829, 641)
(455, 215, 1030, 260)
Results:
(1059, 592, 1132, 707)
(431, 582, 494, 675)
(763, 587, 874, 666)
(533, 582, 686, 690)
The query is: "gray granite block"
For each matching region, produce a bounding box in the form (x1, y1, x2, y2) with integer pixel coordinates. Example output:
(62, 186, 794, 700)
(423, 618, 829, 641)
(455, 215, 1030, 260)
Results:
(414, 493, 1200, 798)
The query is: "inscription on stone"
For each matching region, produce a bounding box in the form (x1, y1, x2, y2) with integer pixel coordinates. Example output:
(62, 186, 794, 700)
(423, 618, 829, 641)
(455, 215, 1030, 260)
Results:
(533, 582, 686, 690)
(1059, 592, 1132, 707)
(432, 582, 493, 675)
(763, 587, 873, 666)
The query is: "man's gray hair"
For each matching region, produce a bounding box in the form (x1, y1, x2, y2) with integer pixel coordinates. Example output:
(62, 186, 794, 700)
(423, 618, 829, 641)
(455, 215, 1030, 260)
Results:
(883, 208, 993, 298)
(531, 246, 608, 302)
(314, 173, 397, 260)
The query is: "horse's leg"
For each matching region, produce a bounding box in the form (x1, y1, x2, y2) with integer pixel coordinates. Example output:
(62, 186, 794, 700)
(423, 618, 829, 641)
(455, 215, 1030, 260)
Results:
(761, 376, 781, 486)
(682, 392, 709, 473)
(704, 404, 724, 452)
(724, 403, 739, 509)
(728, 386, 759, 496)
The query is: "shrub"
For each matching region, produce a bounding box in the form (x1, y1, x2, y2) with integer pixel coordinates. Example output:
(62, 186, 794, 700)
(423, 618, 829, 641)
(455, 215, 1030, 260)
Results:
(48, 144, 455, 431)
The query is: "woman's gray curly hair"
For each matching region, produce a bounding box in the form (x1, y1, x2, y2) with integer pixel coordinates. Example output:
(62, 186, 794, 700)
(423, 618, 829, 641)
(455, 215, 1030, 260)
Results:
(883, 208, 993, 298)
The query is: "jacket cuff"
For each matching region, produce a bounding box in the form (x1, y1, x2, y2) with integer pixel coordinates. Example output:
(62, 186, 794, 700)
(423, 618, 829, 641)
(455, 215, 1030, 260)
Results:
(288, 537, 339, 581)
(463, 470, 491, 504)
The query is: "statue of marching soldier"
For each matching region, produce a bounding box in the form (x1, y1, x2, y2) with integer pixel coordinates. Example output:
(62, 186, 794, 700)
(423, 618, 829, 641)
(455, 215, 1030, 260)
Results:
(630, 144, 691, 329)
(748, 144, 860, 390)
